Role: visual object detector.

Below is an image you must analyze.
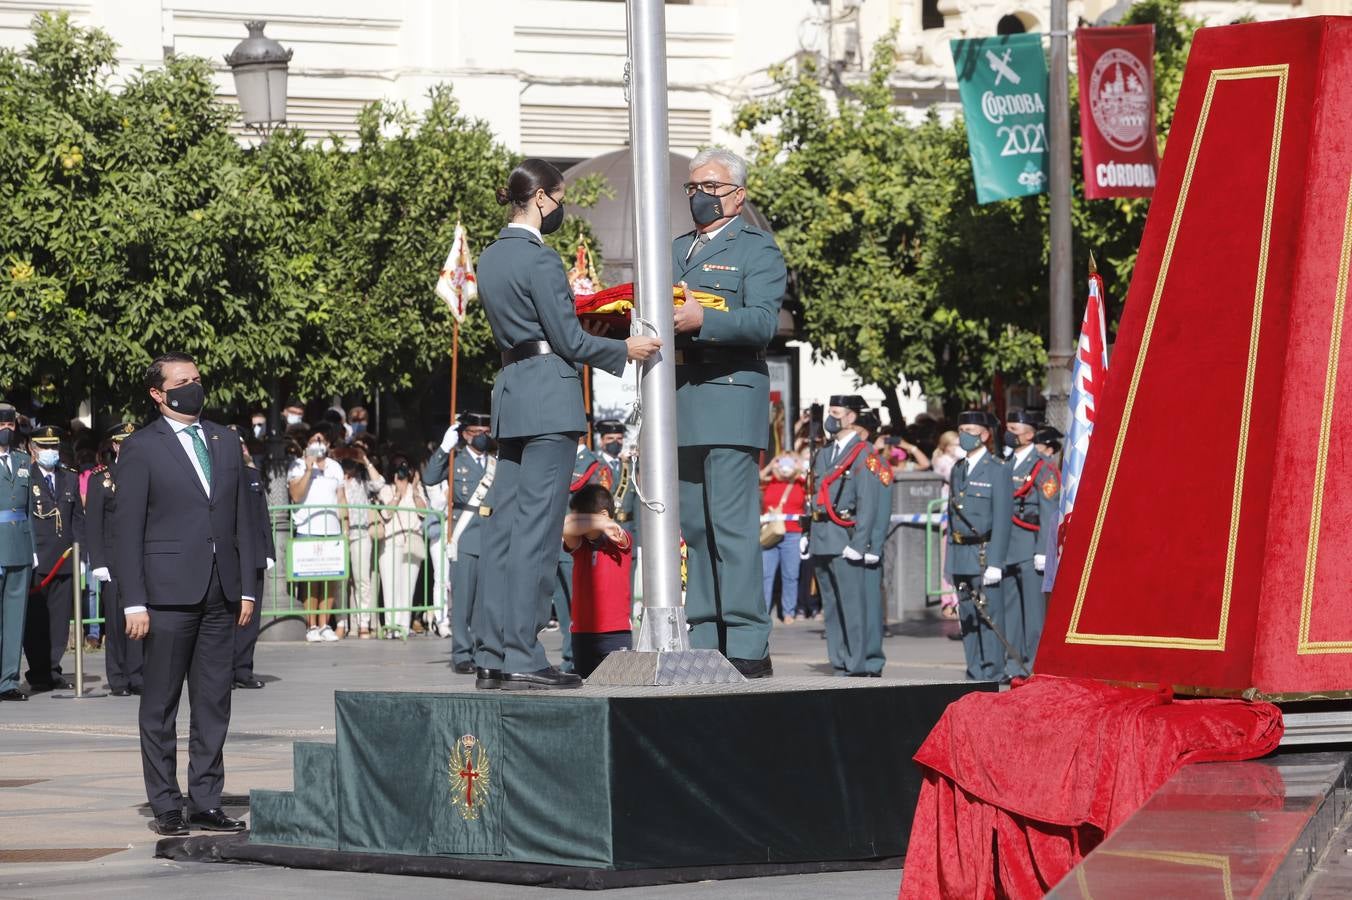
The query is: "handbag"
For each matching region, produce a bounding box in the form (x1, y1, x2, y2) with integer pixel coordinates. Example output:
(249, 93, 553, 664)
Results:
(759, 484, 792, 548)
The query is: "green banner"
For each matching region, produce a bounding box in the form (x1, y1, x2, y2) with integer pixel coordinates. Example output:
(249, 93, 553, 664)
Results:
(950, 34, 1050, 204)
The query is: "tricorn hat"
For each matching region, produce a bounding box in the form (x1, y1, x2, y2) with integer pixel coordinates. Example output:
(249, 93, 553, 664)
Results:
(593, 418, 626, 436)
(457, 411, 491, 429)
(1006, 408, 1041, 426)
(956, 410, 999, 431)
(828, 394, 868, 412)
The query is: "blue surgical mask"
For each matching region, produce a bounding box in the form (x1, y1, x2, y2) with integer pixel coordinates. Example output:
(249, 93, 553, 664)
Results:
(37, 448, 60, 468)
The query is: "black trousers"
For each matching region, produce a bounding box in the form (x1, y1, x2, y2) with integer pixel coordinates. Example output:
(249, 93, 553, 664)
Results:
(102, 578, 144, 692)
(572, 630, 632, 678)
(231, 573, 264, 681)
(23, 571, 72, 688)
(139, 565, 236, 817)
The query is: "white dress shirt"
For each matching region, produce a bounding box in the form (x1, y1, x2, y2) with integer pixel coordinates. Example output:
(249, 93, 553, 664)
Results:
(507, 222, 542, 241)
(685, 214, 739, 261)
(1012, 444, 1035, 469)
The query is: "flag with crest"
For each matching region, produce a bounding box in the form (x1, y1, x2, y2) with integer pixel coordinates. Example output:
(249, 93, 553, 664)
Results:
(1062, 261, 1110, 524)
(436, 222, 477, 323)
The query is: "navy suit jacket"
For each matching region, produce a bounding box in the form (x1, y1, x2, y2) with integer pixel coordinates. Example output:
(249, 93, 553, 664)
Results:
(112, 417, 258, 610)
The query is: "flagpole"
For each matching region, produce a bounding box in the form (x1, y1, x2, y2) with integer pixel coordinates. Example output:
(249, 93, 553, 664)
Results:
(1045, 0, 1075, 429)
(450, 319, 460, 423)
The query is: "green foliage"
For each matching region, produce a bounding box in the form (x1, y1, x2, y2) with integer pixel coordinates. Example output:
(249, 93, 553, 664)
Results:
(736, 0, 1198, 411)
(0, 13, 599, 419)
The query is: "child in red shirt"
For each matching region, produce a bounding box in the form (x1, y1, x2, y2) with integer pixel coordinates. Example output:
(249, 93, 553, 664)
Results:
(563, 484, 633, 677)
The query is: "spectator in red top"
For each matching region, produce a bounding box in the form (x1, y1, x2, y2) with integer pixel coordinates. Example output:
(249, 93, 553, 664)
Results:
(760, 454, 807, 621)
(563, 484, 633, 678)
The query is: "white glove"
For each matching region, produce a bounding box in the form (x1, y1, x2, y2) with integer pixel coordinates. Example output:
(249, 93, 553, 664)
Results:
(864, 553, 880, 566)
(33, 553, 39, 568)
(982, 566, 1002, 586)
(91, 566, 112, 583)
(439, 424, 460, 453)
(266, 557, 276, 571)
(799, 535, 810, 559)
(1033, 554, 1046, 573)
(842, 546, 864, 561)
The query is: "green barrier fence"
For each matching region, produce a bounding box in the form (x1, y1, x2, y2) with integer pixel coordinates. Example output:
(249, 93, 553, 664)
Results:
(924, 497, 951, 598)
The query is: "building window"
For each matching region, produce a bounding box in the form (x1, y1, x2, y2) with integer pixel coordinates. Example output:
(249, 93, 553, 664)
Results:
(922, 0, 945, 30)
(996, 14, 1027, 34)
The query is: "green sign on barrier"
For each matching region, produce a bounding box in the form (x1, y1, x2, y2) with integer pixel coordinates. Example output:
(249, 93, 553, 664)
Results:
(950, 33, 1050, 204)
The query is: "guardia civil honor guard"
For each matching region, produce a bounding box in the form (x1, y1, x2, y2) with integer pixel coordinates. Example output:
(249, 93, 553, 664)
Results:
(807, 395, 878, 677)
(0, 403, 36, 701)
(671, 147, 787, 678)
(1002, 410, 1060, 675)
(86, 422, 143, 696)
(24, 425, 83, 692)
(423, 411, 496, 676)
(946, 411, 1013, 682)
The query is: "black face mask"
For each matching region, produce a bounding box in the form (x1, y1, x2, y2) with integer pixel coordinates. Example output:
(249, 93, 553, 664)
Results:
(689, 189, 724, 227)
(823, 415, 842, 435)
(602, 440, 622, 458)
(470, 433, 493, 453)
(164, 381, 206, 417)
(539, 198, 565, 235)
(0, 428, 11, 448)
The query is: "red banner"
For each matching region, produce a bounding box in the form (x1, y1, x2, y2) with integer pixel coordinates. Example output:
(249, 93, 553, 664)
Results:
(1076, 25, 1159, 199)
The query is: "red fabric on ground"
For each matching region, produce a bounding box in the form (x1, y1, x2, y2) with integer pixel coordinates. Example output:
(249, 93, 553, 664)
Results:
(898, 674, 1283, 899)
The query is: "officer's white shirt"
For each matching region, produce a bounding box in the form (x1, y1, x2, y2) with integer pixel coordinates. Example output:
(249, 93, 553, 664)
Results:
(1012, 445, 1035, 469)
(686, 215, 739, 260)
(507, 222, 542, 241)
(965, 447, 988, 470)
(166, 416, 212, 496)
(829, 431, 858, 465)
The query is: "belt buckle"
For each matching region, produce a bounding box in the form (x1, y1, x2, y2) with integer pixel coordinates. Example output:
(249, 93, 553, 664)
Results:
(479, 506, 492, 517)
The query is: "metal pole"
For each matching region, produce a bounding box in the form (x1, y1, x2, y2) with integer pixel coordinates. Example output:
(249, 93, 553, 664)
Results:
(627, 0, 687, 651)
(1045, 0, 1075, 430)
(54, 543, 104, 699)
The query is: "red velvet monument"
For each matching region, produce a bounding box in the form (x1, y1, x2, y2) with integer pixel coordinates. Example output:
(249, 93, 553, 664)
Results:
(1037, 16, 1352, 698)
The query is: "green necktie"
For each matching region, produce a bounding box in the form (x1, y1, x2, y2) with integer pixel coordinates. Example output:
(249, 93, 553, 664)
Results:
(188, 424, 213, 485)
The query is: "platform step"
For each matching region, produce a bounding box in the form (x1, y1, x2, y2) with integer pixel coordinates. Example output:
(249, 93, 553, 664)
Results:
(247, 742, 337, 849)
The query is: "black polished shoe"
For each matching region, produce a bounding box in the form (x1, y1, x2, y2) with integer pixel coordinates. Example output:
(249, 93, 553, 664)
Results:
(452, 661, 476, 675)
(26, 682, 54, 693)
(233, 679, 265, 689)
(151, 810, 188, 836)
(474, 667, 504, 690)
(110, 687, 132, 697)
(0, 689, 27, 701)
(501, 667, 583, 691)
(728, 656, 774, 679)
(186, 808, 246, 832)
(51, 678, 74, 690)
(129, 686, 143, 695)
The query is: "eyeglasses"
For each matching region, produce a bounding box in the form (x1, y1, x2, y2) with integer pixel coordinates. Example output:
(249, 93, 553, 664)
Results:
(682, 181, 742, 197)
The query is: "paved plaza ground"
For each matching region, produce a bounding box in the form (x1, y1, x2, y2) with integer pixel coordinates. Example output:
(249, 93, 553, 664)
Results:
(0, 616, 966, 899)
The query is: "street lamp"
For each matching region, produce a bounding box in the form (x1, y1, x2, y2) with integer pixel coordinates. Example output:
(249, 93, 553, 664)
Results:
(224, 20, 292, 131)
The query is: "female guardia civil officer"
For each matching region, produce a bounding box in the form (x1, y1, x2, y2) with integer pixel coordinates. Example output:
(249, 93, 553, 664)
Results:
(472, 159, 660, 690)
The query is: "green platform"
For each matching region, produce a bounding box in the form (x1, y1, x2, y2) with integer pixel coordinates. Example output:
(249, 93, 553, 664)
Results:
(248, 678, 991, 872)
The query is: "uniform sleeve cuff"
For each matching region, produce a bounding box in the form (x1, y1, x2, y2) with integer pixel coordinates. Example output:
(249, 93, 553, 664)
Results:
(124, 606, 147, 614)
(241, 596, 255, 603)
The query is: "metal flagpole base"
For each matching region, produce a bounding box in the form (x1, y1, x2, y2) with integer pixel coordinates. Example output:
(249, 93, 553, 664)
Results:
(52, 690, 108, 699)
(586, 648, 745, 686)
(635, 604, 690, 653)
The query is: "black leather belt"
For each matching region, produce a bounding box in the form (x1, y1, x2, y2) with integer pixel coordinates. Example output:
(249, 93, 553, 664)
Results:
(812, 509, 854, 522)
(674, 348, 767, 366)
(501, 340, 553, 366)
(951, 531, 991, 545)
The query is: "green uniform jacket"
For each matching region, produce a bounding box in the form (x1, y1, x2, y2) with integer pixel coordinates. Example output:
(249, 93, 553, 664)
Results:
(0, 449, 37, 567)
(807, 434, 877, 557)
(671, 217, 788, 449)
(478, 227, 628, 439)
(946, 451, 1012, 576)
(865, 463, 892, 559)
(422, 447, 496, 559)
(1006, 449, 1060, 564)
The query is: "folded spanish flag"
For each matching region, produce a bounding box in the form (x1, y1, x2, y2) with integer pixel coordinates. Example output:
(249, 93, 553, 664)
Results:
(574, 283, 727, 321)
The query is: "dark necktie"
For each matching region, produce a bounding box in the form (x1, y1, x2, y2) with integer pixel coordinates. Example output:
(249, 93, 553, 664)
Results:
(46, 473, 55, 495)
(686, 231, 710, 261)
(189, 424, 213, 485)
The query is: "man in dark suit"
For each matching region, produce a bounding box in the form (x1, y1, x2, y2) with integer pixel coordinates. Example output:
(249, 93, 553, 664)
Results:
(113, 353, 258, 836)
(86, 422, 143, 696)
(23, 425, 83, 692)
(231, 432, 273, 690)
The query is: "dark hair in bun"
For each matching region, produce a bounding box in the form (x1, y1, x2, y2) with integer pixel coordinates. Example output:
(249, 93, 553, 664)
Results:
(498, 158, 564, 212)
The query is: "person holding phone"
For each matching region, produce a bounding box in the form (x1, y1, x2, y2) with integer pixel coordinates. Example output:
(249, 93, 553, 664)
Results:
(287, 427, 347, 642)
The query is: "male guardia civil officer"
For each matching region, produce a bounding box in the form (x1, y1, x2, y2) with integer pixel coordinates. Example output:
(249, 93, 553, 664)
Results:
(0, 403, 36, 701)
(855, 409, 890, 677)
(24, 425, 83, 692)
(807, 396, 878, 677)
(999, 413, 1061, 669)
(114, 353, 258, 836)
(946, 411, 1013, 682)
(423, 412, 496, 675)
(671, 147, 787, 678)
(86, 422, 144, 697)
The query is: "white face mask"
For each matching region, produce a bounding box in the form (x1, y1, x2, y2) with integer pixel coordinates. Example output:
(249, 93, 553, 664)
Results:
(286, 413, 303, 426)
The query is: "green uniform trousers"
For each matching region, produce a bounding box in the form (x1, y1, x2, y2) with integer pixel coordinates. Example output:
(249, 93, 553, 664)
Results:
(1001, 562, 1041, 678)
(0, 565, 30, 693)
(551, 552, 574, 672)
(814, 554, 869, 676)
(678, 446, 768, 660)
(472, 433, 578, 673)
(449, 553, 479, 667)
(863, 563, 886, 675)
(955, 575, 1006, 682)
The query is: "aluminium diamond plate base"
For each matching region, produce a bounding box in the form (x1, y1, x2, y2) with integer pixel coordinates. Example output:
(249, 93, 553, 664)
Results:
(585, 649, 746, 686)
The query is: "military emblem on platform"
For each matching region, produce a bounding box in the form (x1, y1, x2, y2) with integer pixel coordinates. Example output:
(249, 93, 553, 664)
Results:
(448, 733, 490, 821)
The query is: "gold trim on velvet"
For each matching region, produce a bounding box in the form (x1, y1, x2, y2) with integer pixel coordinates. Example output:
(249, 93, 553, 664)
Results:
(1297, 173, 1352, 655)
(1084, 850, 1235, 900)
(1065, 65, 1289, 650)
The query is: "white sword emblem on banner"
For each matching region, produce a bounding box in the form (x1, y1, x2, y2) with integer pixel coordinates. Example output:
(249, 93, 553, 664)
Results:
(986, 48, 1021, 86)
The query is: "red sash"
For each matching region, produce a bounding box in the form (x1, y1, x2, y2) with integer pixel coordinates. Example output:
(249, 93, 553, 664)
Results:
(571, 461, 601, 493)
(1012, 459, 1059, 532)
(815, 442, 870, 528)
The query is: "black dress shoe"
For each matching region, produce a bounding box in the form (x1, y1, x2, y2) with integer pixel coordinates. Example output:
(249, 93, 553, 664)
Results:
(501, 667, 583, 690)
(233, 679, 265, 689)
(51, 679, 73, 690)
(452, 661, 476, 675)
(110, 687, 132, 697)
(0, 689, 27, 701)
(129, 686, 142, 695)
(151, 810, 188, 836)
(187, 808, 246, 832)
(26, 682, 53, 693)
(728, 656, 774, 679)
(474, 667, 504, 690)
